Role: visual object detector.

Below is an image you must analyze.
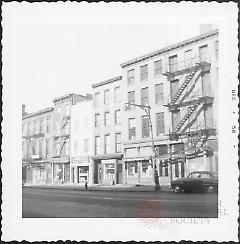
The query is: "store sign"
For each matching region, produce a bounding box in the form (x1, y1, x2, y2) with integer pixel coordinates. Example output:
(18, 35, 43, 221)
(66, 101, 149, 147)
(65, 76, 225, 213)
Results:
(186, 147, 213, 159)
(72, 156, 90, 165)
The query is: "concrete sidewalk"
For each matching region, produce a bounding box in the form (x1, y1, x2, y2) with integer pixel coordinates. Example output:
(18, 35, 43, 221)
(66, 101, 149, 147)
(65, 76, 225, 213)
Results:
(23, 183, 172, 192)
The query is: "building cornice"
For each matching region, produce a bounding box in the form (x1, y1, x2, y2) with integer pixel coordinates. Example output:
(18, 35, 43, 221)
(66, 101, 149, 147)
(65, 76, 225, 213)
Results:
(92, 76, 122, 89)
(22, 107, 54, 120)
(120, 29, 218, 68)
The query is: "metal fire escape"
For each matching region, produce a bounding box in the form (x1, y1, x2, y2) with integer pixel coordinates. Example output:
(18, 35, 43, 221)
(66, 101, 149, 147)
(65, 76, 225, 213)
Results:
(163, 55, 216, 143)
(54, 114, 70, 157)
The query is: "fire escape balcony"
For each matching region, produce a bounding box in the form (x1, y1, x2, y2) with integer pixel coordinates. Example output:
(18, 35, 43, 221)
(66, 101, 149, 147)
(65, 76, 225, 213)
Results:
(163, 55, 211, 79)
(169, 96, 214, 141)
(23, 131, 44, 140)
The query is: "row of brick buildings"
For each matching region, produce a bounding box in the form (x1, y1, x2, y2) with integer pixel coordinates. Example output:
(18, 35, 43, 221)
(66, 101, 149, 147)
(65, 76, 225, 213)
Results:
(22, 27, 218, 186)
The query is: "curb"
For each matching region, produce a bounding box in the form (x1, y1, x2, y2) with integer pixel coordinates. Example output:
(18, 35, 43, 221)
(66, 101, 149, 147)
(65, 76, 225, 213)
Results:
(23, 185, 172, 193)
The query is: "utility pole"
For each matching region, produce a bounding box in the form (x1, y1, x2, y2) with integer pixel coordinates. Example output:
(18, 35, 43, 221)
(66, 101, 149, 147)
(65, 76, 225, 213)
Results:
(125, 103, 161, 191)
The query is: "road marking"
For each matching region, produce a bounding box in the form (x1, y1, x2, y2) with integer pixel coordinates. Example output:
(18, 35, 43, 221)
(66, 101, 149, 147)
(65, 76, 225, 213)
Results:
(23, 191, 216, 204)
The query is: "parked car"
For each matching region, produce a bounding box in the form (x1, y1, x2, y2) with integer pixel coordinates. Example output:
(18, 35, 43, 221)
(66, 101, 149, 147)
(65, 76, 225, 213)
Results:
(170, 171, 218, 193)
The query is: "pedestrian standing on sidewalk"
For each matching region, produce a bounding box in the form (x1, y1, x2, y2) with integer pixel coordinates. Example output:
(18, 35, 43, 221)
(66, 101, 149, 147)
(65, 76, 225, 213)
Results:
(85, 180, 88, 190)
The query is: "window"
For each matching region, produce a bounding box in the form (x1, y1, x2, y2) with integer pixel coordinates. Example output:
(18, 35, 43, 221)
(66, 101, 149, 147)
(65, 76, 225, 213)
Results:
(173, 143, 184, 154)
(104, 90, 110, 105)
(33, 120, 37, 134)
(46, 117, 51, 133)
(45, 139, 49, 157)
(27, 121, 31, 135)
(156, 112, 165, 135)
(39, 118, 44, 134)
(127, 91, 135, 109)
(155, 145, 168, 155)
(181, 162, 185, 177)
(127, 162, 138, 177)
(175, 163, 179, 178)
(95, 113, 100, 127)
(104, 163, 115, 180)
(56, 106, 61, 116)
(142, 116, 150, 138)
(170, 79, 179, 100)
(169, 55, 178, 73)
(115, 109, 121, 124)
(104, 134, 110, 154)
(215, 41, 219, 58)
(38, 139, 43, 157)
(22, 123, 25, 137)
(55, 140, 60, 156)
(140, 64, 148, 81)
(65, 139, 69, 155)
(114, 86, 121, 102)
(32, 140, 37, 155)
(155, 83, 164, 104)
(184, 49, 193, 68)
(165, 166, 169, 177)
(128, 118, 136, 140)
(127, 69, 135, 85)
(141, 87, 149, 106)
(141, 161, 152, 177)
(84, 138, 89, 153)
(115, 133, 121, 153)
(95, 136, 100, 155)
(94, 92, 100, 107)
(199, 45, 208, 62)
(154, 60, 162, 76)
(104, 112, 110, 126)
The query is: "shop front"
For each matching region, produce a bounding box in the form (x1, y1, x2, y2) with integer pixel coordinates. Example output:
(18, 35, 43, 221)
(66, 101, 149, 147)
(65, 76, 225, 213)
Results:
(185, 146, 215, 175)
(93, 154, 123, 186)
(70, 156, 93, 185)
(51, 157, 70, 184)
(124, 158, 154, 185)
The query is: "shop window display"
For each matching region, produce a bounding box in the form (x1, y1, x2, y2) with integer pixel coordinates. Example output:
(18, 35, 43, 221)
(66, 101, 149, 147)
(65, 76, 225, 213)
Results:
(104, 163, 115, 180)
(127, 162, 138, 177)
(141, 161, 152, 177)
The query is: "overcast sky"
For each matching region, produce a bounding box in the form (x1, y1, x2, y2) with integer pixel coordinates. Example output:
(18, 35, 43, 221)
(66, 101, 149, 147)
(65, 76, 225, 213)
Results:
(4, 3, 219, 112)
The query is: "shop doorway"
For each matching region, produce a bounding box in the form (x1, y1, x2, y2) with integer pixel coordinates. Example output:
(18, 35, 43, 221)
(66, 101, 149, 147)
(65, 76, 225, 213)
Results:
(117, 163, 123, 184)
(98, 164, 103, 184)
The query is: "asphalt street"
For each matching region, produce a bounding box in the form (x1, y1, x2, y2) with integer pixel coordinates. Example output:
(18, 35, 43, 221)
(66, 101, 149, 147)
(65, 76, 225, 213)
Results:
(22, 187, 218, 218)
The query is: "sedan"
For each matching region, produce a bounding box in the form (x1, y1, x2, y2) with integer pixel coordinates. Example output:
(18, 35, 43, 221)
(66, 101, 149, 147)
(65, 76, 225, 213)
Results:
(170, 171, 218, 193)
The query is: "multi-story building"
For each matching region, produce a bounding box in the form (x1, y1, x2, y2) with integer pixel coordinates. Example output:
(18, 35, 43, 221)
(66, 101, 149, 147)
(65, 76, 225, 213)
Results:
(120, 28, 218, 186)
(70, 97, 94, 185)
(22, 105, 54, 184)
(91, 76, 123, 185)
(51, 93, 91, 184)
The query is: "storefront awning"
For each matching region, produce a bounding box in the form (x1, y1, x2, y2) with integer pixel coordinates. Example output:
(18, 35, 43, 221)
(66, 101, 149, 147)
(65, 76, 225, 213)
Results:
(91, 154, 123, 160)
(124, 157, 150, 162)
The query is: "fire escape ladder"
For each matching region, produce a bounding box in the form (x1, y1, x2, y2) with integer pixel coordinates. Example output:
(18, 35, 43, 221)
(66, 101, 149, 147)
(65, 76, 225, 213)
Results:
(180, 103, 206, 134)
(173, 100, 201, 134)
(170, 63, 201, 106)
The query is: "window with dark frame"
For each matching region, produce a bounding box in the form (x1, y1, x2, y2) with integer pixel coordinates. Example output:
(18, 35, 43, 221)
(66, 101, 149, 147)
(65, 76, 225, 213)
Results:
(127, 69, 135, 85)
(142, 115, 150, 138)
(155, 83, 164, 105)
(140, 64, 148, 81)
(104, 90, 110, 105)
(104, 112, 110, 126)
(95, 113, 100, 127)
(156, 112, 165, 135)
(115, 109, 121, 124)
(114, 86, 121, 102)
(104, 134, 110, 154)
(128, 118, 136, 140)
(175, 163, 179, 178)
(95, 136, 100, 155)
(141, 87, 149, 106)
(127, 91, 135, 109)
(154, 60, 162, 76)
(115, 133, 121, 153)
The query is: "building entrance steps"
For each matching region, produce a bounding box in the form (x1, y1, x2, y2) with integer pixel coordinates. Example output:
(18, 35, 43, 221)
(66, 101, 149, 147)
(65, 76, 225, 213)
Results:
(23, 183, 172, 192)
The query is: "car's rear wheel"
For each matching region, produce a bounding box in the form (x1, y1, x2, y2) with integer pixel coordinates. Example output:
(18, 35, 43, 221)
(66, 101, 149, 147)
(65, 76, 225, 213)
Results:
(173, 185, 182, 193)
(205, 185, 215, 193)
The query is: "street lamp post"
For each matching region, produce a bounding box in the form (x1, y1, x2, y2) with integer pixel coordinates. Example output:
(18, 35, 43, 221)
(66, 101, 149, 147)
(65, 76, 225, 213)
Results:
(124, 102, 161, 191)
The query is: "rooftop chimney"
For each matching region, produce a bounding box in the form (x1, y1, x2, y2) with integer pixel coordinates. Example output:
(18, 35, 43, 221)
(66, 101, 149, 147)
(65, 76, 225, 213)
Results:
(200, 24, 213, 34)
(22, 104, 26, 115)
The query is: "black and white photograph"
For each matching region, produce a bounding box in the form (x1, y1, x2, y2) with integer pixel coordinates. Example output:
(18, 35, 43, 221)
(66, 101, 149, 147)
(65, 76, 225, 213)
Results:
(2, 2, 239, 242)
